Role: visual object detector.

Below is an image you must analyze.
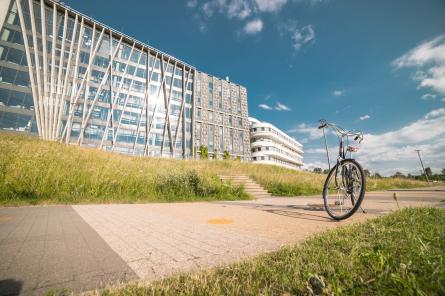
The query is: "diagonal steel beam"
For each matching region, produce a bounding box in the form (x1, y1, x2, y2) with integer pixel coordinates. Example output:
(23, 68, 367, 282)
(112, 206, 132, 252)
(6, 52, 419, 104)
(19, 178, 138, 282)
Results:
(173, 68, 191, 157)
(99, 42, 136, 149)
(111, 46, 146, 151)
(57, 15, 81, 143)
(40, 0, 49, 138)
(76, 35, 123, 145)
(15, 0, 42, 135)
(61, 27, 105, 142)
(53, 9, 69, 140)
(49, 2, 57, 139)
(144, 54, 170, 156)
(160, 59, 176, 156)
(28, 0, 46, 137)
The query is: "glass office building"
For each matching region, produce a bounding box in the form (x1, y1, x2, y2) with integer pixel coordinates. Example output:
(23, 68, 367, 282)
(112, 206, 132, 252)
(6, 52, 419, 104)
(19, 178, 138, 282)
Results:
(0, 0, 252, 160)
(0, 0, 201, 158)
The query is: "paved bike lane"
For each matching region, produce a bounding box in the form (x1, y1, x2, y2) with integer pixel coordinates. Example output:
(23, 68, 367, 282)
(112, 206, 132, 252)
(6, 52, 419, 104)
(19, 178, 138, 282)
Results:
(0, 187, 443, 295)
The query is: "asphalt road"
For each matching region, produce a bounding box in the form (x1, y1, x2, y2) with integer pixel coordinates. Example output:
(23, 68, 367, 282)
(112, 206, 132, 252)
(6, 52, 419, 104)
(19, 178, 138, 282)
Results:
(0, 187, 444, 295)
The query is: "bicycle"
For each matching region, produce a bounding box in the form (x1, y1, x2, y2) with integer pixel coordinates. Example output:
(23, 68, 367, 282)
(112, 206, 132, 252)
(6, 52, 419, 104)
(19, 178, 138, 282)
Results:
(318, 119, 366, 220)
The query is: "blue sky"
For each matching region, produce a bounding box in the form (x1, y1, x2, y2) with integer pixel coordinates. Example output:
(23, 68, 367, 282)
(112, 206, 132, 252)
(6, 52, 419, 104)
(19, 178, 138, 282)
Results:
(65, 0, 445, 175)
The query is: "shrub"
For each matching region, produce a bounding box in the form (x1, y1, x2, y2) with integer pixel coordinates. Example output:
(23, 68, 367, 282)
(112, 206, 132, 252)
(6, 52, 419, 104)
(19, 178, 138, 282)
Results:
(222, 150, 230, 160)
(199, 146, 209, 160)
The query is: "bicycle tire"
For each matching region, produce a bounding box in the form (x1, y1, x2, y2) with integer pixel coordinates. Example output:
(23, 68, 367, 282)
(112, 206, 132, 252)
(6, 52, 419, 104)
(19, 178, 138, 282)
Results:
(323, 158, 366, 220)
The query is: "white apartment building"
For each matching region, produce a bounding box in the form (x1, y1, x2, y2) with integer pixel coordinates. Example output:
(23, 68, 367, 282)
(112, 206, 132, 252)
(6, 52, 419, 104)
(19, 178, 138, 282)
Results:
(249, 117, 304, 170)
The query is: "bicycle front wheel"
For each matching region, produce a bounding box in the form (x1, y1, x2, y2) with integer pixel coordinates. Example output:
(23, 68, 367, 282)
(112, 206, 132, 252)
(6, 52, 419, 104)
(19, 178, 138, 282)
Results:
(323, 159, 366, 220)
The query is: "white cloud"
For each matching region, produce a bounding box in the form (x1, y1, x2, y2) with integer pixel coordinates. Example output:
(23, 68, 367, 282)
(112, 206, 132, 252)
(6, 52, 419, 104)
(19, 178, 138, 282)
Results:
(202, 1, 215, 17)
(275, 102, 291, 111)
(280, 20, 315, 50)
(259, 101, 291, 111)
(258, 103, 272, 110)
(200, 0, 252, 20)
(302, 160, 328, 171)
(228, 0, 252, 19)
(359, 115, 370, 120)
(295, 0, 328, 5)
(293, 109, 445, 175)
(393, 34, 445, 95)
(187, 0, 198, 8)
(243, 18, 263, 34)
(287, 123, 323, 140)
(357, 110, 445, 174)
(421, 93, 437, 100)
(255, 0, 287, 12)
(333, 89, 344, 96)
(424, 107, 445, 119)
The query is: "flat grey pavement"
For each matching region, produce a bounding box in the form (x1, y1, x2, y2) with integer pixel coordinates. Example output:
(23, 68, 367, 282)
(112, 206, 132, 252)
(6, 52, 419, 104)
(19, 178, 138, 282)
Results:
(0, 206, 137, 295)
(0, 187, 444, 295)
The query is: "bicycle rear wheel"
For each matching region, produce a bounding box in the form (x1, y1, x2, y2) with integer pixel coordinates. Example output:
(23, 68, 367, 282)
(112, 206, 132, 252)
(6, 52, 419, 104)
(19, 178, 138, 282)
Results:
(323, 159, 366, 220)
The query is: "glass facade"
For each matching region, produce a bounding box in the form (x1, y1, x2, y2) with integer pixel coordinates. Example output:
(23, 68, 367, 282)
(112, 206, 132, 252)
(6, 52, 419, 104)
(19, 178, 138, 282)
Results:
(0, 0, 194, 158)
(0, 0, 251, 161)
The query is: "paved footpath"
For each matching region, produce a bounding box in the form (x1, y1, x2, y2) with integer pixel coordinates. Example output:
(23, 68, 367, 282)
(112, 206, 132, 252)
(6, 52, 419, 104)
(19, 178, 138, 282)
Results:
(0, 187, 444, 295)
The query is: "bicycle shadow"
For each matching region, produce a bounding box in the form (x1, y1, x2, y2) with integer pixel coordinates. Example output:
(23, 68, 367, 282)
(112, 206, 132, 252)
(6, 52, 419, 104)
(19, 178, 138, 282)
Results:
(216, 202, 334, 222)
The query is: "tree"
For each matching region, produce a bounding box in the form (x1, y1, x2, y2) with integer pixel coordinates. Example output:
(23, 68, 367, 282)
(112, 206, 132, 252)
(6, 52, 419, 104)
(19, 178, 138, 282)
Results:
(373, 172, 382, 178)
(392, 172, 405, 178)
(213, 149, 218, 160)
(313, 168, 322, 174)
(442, 168, 445, 176)
(199, 145, 208, 160)
(323, 169, 330, 174)
(223, 150, 230, 160)
(425, 167, 432, 177)
(364, 169, 371, 177)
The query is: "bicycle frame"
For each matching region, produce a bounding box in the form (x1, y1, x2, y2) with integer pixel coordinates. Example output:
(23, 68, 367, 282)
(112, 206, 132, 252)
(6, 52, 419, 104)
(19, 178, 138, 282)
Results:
(318, 119, 363, 166)
(318, 119, 363, 192)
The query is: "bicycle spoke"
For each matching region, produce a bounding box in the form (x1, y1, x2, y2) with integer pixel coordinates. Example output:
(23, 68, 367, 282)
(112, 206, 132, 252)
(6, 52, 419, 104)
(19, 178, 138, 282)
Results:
(324, 160, 364, 219)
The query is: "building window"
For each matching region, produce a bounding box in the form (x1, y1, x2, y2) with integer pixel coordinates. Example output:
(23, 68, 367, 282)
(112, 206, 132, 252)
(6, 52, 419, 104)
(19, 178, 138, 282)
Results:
(218, 81, 222, 109)
(196, 108, 201, 120)
(208, 111, 214, 123)
(208, 125, 214, 152)
(196, 123, 201, 147)
(239, 131, 244, 154)
(219, 126, 224, 151)
(208, 80, 213, 108)
(238, 117, 243, 128)
(229, 129, 234, 152)
(228, 115, 232, 126)
(228, 89, 232, 113)
(237, 86, 242, 114)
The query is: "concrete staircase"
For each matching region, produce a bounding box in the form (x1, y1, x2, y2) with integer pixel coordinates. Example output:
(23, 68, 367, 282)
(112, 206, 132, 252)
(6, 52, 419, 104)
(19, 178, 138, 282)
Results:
(220, 175, 272, 198)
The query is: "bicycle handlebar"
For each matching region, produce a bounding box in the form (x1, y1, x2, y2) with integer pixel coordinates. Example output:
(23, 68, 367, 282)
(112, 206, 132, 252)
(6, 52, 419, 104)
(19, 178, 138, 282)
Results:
(318, 119, 363, 142)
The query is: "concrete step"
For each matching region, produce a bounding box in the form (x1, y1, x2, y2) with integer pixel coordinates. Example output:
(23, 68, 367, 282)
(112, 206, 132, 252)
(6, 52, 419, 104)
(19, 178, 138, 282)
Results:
(250, 194, 272, 198)
(219, 174, 272, 199)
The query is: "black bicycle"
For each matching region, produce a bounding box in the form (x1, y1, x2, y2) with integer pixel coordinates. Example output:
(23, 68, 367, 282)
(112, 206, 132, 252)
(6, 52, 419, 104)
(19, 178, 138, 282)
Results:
(318, 119, 366, 220)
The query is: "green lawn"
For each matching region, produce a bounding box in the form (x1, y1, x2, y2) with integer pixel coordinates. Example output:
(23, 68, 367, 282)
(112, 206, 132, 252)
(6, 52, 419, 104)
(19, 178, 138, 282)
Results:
(100, 208, 445, 295)
(0, 132, 437, 205)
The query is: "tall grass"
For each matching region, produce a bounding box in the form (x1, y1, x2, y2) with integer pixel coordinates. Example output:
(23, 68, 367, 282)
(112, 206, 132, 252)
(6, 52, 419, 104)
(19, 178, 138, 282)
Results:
(0, 133, 435, 205)
(0, 133, 247, 205)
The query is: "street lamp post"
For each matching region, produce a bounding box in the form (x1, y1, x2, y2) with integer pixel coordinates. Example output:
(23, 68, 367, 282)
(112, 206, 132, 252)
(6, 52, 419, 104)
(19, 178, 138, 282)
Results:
(415, 149, 430, 184)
